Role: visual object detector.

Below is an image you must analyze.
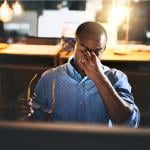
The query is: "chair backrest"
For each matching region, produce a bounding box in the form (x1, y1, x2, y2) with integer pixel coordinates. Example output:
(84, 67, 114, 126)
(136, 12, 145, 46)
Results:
(61, 37, 76, 51)
(0, 37, 6, 43)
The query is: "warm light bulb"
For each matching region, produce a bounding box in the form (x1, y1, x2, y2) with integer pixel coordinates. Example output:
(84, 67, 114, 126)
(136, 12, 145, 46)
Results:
(0, 0, 13, 22)
(12, 1, 23, 16)
(108, 6, 129, 26)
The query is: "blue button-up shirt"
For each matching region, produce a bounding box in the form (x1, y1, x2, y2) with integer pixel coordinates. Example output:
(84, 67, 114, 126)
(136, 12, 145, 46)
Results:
(30, 57, 140, 127)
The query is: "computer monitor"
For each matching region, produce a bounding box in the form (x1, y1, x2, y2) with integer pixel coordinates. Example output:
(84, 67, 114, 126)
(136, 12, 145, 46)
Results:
(0, 121, 150, 150)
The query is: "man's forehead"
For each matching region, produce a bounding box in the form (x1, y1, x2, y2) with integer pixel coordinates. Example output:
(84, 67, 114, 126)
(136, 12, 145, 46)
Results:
(79, 32, 106, 41)
(77, 32, 106, 48)
(79, 33, 101, 41)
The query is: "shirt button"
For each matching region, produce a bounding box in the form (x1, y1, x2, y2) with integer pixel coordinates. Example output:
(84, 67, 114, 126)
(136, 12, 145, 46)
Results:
(80, 102, 83, 105)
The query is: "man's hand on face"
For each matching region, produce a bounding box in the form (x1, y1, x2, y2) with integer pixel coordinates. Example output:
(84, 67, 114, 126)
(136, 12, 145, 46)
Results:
(79, 49, 104, 81)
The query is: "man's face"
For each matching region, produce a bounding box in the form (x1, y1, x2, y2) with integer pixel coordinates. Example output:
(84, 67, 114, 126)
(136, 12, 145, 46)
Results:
(74, 33, 106, 67)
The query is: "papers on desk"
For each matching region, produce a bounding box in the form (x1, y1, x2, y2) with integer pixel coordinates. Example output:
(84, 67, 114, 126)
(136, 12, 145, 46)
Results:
(113, 44, 150, 52)
(136, 45, 150, 51)
(0, 43, 9, 49)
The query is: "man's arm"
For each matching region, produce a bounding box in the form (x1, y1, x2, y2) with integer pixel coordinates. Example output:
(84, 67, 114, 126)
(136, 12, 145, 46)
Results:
(27, 74, 50, 121)
(93, 72, 133, 124)
(79, 51, 140, 125)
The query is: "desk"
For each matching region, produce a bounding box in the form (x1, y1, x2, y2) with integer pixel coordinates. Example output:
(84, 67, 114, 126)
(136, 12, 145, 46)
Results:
(59, 49, 150, 127)
(59, 49, 150, 63)
(0, 44, 60, 56)
(0, 44, 61, 67)
(103, 50, 150, 62)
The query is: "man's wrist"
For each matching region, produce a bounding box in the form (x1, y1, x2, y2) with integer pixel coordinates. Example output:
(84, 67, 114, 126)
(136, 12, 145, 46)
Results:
(92, 72, 106, 84)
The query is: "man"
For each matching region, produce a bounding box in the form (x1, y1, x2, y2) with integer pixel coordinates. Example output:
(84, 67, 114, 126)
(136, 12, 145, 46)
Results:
(28, 22, 140, 127)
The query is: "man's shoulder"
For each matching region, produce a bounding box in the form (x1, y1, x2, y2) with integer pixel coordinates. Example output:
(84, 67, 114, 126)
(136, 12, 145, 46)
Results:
(103, 65, 127, 83)
(41, 64, 67, 78)
(104, 65, 126, 76)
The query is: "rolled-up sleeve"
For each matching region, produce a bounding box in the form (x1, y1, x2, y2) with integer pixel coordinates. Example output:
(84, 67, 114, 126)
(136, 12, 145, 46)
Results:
(109, 69, 140, 127)
(123, 104, 140, 127)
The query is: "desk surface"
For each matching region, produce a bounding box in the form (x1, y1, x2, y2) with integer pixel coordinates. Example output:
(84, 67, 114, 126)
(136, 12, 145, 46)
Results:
(0, 44, 61, 56)
(1, 44, 150, 62)
(59, 50, 150, 62)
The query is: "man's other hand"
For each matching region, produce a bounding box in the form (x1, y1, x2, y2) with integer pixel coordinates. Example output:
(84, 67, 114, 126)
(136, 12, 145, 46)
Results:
(16, 98, 34, 120)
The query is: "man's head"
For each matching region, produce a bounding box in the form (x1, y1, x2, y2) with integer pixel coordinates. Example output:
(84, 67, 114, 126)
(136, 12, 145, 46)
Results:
(75, 21, 107, 50)
(74, 21, 107, 69)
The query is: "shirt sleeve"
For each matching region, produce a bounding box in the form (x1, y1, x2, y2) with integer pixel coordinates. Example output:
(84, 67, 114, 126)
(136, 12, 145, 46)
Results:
(28, 72, 51, 121)
(109, 69, 140, 127)
(123, 104, 140, 128)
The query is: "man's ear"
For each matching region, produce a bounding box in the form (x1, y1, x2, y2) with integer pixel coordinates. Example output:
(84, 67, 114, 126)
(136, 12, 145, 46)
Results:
(101, 34, 107, 50)
(74, 42, 78, 50)
(104, 45, 106, 50)
(72, 38, 77, 49)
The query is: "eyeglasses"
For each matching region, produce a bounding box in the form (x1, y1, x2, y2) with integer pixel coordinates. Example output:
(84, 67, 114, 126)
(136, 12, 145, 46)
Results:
(16, 74, 55, 121)
(80, 44, 104, 54)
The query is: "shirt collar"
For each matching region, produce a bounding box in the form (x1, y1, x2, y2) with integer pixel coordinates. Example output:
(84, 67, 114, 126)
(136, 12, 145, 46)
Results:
(66, 56, 83, 82)
(66, 56, 110, 82)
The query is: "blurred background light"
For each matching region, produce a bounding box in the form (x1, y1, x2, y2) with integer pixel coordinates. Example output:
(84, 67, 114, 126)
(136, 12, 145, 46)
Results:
(12, 0, 23, 16)
(0, 0, 13, 22)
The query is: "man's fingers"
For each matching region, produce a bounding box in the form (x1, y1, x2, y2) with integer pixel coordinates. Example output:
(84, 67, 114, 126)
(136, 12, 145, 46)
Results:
(27, 109, 34, 116)
(83, 51, 91, 61)
(28, 98, 33, 102)
(91, 52, 97, 62)
(79, 57, 88, 71)
(80, 52, 88, 63)
(16, 98, 34, 118)
(28, 101, 32, 106)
